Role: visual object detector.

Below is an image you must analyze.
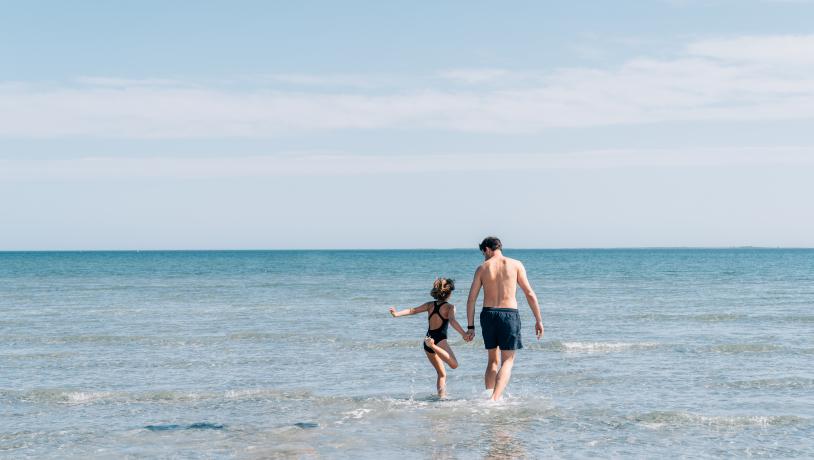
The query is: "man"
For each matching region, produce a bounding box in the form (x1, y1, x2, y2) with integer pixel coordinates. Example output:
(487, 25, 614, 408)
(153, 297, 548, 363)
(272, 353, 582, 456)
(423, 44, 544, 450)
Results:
(464, 236, 543, 401)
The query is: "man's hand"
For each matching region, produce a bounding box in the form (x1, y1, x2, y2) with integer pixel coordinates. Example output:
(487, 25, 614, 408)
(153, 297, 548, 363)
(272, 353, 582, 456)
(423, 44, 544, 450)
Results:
(535, 321, 544, 340)
(464, 330, 475, 342)
(388, 307, 398, 317)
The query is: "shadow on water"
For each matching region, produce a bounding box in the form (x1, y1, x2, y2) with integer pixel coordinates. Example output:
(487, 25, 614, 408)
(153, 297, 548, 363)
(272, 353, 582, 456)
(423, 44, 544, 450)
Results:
(144, 422, 225, 432)
(294, 422, 320, 429)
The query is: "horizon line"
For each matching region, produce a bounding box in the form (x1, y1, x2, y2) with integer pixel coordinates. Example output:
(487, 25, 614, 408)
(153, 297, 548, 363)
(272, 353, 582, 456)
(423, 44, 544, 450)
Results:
(1, 246, 812, 253)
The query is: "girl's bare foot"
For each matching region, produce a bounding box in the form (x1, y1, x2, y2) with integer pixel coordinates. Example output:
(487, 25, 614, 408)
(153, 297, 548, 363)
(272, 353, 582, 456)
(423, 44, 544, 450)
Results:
(438, 386, 447, 398)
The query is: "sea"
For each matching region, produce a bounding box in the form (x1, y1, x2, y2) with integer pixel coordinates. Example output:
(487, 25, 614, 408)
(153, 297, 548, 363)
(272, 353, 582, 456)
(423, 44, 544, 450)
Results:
(1, 249, 813, 458)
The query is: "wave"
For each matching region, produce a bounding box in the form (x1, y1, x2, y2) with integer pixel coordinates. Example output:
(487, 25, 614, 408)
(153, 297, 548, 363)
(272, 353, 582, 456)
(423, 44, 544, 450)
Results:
(629, 313, 748, 323)
(706, 343, 788, 353)
(0, 331, 332, 346)
(530, 340, 809, 355)
(222, 388, 312, 400)
(784, 314, 814, 322)
(628, 313, 814, 323)
(713, 377, 814, 390)
(349, 296, 375, 302)
(692, 313, 748, 322)
(340, 338, 429, 351)
(226, 331, 288, 341)
(630, 411, 807, 429)
(537, 341, 662, 354)
(2, 388, 314, 405)
(0, 334, 223, 346)
(0, 351, 77, 360)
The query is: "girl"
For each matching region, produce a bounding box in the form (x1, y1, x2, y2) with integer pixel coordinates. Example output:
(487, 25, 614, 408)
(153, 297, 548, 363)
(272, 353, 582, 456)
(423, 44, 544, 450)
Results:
(389, 278, 466, 397)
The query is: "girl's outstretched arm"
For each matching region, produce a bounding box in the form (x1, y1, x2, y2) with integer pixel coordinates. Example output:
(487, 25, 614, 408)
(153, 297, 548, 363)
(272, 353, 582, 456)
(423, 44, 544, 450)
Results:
(447, 305, 467, 337)
(389, 302, 430, 318)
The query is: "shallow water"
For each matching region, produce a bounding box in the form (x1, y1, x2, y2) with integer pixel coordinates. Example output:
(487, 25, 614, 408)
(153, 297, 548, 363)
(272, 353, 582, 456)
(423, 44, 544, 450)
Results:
(1, 249, 813, 458)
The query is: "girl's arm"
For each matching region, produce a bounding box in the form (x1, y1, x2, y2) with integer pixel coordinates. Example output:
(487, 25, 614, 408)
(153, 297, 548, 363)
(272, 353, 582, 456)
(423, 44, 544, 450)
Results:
(389, 302, 430, 318)
(447, 305, 467, 337)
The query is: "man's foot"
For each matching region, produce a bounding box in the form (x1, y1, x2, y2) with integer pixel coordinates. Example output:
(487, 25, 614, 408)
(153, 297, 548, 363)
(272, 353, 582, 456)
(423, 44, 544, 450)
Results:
(424, 336, 436, 350)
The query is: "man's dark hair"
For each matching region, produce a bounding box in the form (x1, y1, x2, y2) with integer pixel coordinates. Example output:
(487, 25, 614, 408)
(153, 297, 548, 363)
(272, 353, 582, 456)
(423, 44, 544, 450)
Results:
(479, 236, 502, 252)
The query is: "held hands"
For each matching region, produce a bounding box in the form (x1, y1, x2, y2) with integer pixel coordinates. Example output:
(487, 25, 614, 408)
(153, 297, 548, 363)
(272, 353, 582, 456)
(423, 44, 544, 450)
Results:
(463, 329, 475, 342)
(535, 321, 544, 340)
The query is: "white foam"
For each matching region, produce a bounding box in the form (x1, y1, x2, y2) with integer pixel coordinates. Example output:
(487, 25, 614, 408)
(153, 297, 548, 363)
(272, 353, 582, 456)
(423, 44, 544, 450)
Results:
(345, 408, 372, 419)
(62, 391, 112, 404)
(560, 341, 659, 353)
(635, 411, 805, 429)
(224, 388, 283, 399)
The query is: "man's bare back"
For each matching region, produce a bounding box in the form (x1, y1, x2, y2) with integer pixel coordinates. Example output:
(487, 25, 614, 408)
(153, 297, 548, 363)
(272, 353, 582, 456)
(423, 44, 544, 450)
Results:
(478, 255, 523, 308)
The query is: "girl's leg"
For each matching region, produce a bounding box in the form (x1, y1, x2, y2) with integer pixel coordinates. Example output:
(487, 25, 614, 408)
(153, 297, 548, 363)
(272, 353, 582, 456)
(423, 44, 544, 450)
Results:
(424, 338, 458, 369)
(424, 350, 447, 397)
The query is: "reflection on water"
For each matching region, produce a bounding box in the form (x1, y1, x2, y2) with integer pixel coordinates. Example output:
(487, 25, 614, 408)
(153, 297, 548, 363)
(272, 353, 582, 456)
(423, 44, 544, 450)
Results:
(484, 425, 528, 460)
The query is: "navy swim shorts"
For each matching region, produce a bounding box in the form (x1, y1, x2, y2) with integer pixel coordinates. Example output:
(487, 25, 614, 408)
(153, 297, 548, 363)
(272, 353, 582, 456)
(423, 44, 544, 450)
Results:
(480, 307, 523, 350)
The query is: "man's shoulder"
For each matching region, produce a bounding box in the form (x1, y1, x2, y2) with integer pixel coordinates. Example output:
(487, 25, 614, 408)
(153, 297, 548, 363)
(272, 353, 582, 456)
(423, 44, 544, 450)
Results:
(505, 257, 525, 270)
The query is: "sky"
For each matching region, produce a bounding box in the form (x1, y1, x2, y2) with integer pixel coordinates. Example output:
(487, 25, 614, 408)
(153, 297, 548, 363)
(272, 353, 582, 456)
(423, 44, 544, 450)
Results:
(1, 0, 813, 250)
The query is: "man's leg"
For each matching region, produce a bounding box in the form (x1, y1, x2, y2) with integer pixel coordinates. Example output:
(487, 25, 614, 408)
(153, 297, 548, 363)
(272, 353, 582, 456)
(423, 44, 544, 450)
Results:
(484, 348, 500, 391)
(490, 349, 516, 401)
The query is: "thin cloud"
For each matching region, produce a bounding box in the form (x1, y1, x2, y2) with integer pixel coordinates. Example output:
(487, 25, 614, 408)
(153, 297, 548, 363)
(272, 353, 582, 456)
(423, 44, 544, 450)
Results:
(75, 77, 183, 87)
(1, 34, 813, 138)
(2, 147, 812, 181)
(261, 73, 396, 89)
(437, 68, 513, 84)
(686, 34, 814, 64)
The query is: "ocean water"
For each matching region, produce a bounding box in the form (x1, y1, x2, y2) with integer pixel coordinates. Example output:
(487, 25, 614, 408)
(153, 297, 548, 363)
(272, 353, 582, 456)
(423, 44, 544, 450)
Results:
(1, 249, 813, 458)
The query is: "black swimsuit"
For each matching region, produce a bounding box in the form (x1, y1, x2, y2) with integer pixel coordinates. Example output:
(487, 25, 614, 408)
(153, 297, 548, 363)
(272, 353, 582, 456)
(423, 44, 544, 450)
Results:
(423, 301, 449, 354)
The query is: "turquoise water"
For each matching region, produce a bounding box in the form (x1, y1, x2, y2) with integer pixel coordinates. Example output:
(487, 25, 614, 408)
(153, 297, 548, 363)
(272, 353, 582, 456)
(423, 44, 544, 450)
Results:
(1, 249, 813, 458)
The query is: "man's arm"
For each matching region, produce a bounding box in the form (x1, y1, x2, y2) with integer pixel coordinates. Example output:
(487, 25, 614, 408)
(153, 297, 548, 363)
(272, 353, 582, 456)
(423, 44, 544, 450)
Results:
(517, 262, 544, 339)
(465, 266, 482, 341)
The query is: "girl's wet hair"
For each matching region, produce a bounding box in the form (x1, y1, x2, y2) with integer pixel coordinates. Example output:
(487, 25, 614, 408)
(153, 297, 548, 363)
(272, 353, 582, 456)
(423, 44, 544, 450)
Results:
(431, 278, 455, 300)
